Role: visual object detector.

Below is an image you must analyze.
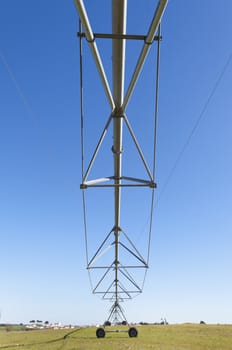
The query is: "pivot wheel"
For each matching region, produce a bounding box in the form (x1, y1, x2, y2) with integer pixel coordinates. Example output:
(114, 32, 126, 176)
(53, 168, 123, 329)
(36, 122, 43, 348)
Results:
(128, 327, 138, 337)
(96, 327, 106, 338)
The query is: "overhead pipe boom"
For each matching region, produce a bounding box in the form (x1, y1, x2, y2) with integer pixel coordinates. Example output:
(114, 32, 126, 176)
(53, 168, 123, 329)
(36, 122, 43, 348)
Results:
(75, 0, 169, 332)
(122, 0, 168, 112)
(112, 0, 127, 312)
(74, 0, 115, 110)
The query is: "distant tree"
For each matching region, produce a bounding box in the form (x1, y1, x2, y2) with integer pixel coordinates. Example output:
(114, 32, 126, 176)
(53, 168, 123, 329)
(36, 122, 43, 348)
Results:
(200, 320, 206, 324)
(44, 321, 49, 325)
(6, 325, 12, 332)
(30, 320, 35, 323)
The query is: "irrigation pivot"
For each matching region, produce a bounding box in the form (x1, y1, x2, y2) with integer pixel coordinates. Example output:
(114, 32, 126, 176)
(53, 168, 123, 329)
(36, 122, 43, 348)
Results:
(74, 0, 168, 337)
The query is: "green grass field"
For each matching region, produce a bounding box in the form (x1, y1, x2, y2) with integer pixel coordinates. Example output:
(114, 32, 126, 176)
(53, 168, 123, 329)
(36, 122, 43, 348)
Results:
(0, 324, 232, 350)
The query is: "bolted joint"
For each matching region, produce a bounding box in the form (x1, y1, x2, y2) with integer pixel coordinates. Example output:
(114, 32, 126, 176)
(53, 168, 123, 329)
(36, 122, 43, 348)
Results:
(112, 225, 122, 232)
(80, 183, 88, 189)
(112, 108, 125, 119)
(144, 35, 162, 44)
(111, 145, 123, 155)
(150, 182, 157, 189)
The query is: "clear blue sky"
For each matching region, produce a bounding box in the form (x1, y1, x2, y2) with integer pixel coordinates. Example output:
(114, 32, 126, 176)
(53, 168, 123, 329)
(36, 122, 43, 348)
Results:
(0, 0, 232, 326)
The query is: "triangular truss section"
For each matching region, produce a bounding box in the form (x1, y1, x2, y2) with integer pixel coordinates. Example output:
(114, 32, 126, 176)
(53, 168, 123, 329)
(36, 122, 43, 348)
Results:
(87, 226, 148, 299)
(88, 227, 148, 269)
(80, 113, 156, 189)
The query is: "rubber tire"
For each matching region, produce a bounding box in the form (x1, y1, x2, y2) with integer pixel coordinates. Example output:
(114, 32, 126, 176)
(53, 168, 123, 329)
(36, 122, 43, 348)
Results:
(128, 327, 138, 337)
(96, 327, 106, 338)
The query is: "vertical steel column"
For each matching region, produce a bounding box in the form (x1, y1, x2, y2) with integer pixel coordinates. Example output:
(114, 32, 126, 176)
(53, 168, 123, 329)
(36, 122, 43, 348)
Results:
(112, 0, 127, 305)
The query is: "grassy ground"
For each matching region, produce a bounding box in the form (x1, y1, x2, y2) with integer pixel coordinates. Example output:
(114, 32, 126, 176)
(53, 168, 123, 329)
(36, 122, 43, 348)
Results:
(0, 324, 232, 349)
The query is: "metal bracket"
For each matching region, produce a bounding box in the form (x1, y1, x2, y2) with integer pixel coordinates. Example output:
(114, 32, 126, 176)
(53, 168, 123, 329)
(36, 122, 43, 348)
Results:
(77, 32, 162, 43)
(80, 183, 87, 189)
(111, 146, 123, 155)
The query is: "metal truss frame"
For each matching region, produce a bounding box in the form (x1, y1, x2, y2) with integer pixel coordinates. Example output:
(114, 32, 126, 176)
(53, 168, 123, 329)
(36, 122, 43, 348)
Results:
(74, 0, 168, 325)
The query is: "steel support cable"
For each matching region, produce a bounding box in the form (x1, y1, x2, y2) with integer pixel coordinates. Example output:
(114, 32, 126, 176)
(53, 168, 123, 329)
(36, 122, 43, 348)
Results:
(79, 19, 84, 181)
(155, 52, 232, 206)
(141, 25, 162, 291)
(117, 32, 161, 291)
(147, 24, 161, 262)
(110, 39, 161, 298)
(152, 24, 161, 180)
(117, 33, 162, 297)
(78, 19, 93, 292)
